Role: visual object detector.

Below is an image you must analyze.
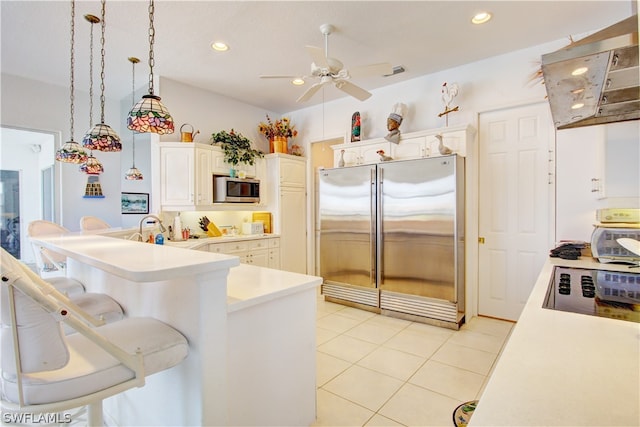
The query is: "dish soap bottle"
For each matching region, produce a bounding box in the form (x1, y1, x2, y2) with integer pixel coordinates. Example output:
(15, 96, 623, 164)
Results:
(155, 232, 164, 245)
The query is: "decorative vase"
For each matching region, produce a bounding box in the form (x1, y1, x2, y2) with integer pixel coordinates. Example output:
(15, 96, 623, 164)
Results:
(271, 136, 288, 154)
(229, 168, 237, 178)
(338, 150, 345, 167)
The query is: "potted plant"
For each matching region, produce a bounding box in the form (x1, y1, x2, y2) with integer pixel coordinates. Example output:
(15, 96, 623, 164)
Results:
(211, 129, 263, 177)
(258, 115, 298, 153)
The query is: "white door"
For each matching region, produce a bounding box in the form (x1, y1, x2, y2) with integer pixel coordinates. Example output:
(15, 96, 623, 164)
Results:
(478, 102, 555, 321)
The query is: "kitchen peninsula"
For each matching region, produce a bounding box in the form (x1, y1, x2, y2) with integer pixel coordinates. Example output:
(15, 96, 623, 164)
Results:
(29, 231, 322, 426)
(470, 257, 639, 426)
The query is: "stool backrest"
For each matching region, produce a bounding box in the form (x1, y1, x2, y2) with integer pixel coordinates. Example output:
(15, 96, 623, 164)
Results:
(1, 248, 69, 375)
(80, 216, 110, 231)
(27, 220, 69, 272)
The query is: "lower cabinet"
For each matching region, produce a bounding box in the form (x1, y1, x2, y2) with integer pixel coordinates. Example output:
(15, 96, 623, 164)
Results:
(204, 237, 280, 268)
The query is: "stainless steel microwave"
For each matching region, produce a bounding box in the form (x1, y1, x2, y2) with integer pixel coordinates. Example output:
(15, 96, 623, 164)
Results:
(214, 176, 260, 203)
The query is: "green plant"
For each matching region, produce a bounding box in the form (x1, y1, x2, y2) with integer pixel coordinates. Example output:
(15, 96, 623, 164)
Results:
(211, 129, 263, 167)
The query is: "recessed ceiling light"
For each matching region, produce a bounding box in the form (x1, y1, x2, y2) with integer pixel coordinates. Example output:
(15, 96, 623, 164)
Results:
(211, 41, 229, 52)
(571, 67, 588, 76)
(472, 12, 492, 24)
(291, 78, 305, 86)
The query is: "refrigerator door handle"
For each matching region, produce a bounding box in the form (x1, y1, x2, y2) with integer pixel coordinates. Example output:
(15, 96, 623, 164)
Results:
(376, 167, 383, 287)
(370, 167, 377, 285)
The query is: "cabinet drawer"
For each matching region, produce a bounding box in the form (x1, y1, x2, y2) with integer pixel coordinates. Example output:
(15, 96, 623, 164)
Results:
(268, 238, 280, 248)
(248, 239, 269, 250)
(220, 241, 249, 253)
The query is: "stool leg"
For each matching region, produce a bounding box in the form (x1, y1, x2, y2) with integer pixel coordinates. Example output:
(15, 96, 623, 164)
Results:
(87, 401, 104, 426)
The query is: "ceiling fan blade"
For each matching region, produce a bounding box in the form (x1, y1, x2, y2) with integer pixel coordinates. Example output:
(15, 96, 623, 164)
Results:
(296, 81, 327, 103)
(259, 75, 299, 79)
(348, 62, 393, 78)
(305, 45, 329, 69)
(334, 80, 371, 101)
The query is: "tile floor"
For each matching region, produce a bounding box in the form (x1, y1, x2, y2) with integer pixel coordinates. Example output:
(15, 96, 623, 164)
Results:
(313, 293, 514, 427)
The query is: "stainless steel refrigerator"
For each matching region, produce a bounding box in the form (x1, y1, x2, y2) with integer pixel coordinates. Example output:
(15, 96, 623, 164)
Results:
(318, 155, 465, 328)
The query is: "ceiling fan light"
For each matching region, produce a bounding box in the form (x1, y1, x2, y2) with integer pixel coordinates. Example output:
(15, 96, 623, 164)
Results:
(127, 94, 175, 134)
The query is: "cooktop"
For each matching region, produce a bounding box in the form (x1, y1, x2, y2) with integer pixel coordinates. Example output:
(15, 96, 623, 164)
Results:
(543, 266, 640, 323)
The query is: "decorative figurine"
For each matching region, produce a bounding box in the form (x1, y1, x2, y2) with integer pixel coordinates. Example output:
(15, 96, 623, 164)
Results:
(435, 134, 453, 155)
(351, 111, 361, 142)
(376, 150, 393, 162)
(438, 82, 459, 126)
(338, 149, 345, 167)
(384, 102, 407, 144)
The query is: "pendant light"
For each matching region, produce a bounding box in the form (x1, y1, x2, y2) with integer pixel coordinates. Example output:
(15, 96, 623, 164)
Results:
(125, 57, 144, 180)
(56, 0, 88, 164)
(127, 0, 174, 134)
(80, 14, 104, 175)
(82, 0, 122, 152)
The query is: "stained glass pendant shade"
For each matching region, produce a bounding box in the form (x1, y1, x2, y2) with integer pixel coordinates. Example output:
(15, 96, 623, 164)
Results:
(82, 0, 121, 152)
(56, 0, 88, 164)
(127, 0, 174, 134)
(79, 154, 104, 174)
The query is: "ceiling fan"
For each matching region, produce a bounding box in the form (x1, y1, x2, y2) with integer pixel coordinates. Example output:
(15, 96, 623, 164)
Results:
(260, 24, 394, 103)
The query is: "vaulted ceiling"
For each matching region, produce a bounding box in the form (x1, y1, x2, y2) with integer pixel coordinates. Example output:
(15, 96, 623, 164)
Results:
(1, 1, 635, 113)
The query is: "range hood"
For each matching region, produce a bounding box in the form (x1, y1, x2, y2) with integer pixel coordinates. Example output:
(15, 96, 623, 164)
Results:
(541, 14, 639, 130)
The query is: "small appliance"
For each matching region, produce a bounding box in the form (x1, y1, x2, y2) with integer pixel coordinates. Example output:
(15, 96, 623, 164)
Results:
(214, 177, 260, 203)
(242, 222, 264, 235)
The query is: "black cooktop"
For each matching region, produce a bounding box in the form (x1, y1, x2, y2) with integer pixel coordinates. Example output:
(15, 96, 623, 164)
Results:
(543, 266, 640, 323)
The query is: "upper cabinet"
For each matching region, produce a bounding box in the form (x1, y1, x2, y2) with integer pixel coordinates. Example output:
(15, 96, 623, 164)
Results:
(331, 124, 474, 167)
(156, 142, 265, 211)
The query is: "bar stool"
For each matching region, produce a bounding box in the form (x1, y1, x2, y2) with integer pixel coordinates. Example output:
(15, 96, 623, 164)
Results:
(0, 248, 190, 426)
(80, 216, 111, 231)
(26, 220, 124, 325)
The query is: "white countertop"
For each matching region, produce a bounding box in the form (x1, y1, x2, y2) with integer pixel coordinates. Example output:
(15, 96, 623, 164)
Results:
(31, 232, 240, 282)
(470, 257, 640, 426)
(226, 263, 322, 312)
(163, 233, 279, 249)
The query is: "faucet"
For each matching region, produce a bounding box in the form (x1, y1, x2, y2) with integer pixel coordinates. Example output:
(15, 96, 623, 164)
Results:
(138, 215, 167, 242)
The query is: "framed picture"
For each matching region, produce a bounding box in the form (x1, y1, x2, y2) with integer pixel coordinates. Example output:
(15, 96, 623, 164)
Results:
(121, 192, 149, 214)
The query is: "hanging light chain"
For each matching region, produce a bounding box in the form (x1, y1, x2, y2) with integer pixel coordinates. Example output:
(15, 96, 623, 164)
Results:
(69, 0, 75, 140)
(88, 16, 96, 128)
(99, 0, 107, 123)
(147, 0, 156, 95)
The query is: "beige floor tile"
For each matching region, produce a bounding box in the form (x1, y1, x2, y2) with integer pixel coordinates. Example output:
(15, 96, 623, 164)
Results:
(317, 299, 349, 316)
(431, 342, 497, 375)
(409, 359, 485, 402)
(317, 312, 363, 334)
(318, 334, 378, 363)
(364, 413, 405, 426)
(404, 321, 456, 341)
(335, 306, 378, 321)
(446, 329, 506, 354)
(379, 383, 461, 427)
(317, 351, 352, 387)
(462, 316, 514, 340)
(357, 346, 426, 382)
(382, 329, 446, 358)
(323, 365, 404, 412)
(313, 389, 374, 427)
(317, 326, 340, 346)
(345, 321, 401, 345)
(363, 314, 412, 330)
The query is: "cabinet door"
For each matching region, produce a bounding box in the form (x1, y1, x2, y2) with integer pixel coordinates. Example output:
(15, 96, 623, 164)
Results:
(279, 157, 305, 187)
(392, 136, 427, 159)
(280, 187, 306, 274)
(360, 142, 390, 164)
(248, 248, 269, 267)
(160, 147, 194, 206)
(195, 147, 213, 206)
(268, 238, 281, 269)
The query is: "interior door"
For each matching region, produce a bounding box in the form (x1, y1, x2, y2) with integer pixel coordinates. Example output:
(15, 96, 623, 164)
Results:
(478, 102, 555, 321)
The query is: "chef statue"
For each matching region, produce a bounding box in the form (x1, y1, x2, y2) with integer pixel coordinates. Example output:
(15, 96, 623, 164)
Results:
(384, 102, 407, 144)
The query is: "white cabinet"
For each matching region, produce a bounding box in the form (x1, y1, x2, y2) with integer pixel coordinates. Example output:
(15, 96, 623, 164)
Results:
(266, 154, 307, 274)
(332, 124, 472, 167)
(211, 145, 257, 178)
(335, 141, 390, 166)
(206, 237, 280, 268)
(159, 143, 214, 211)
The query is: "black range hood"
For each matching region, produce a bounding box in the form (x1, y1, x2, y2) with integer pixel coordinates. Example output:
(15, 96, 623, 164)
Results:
(541, 15, 639, 130)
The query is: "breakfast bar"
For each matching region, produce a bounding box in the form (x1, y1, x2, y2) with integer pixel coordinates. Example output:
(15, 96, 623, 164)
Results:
(30, 232, 322, 426)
